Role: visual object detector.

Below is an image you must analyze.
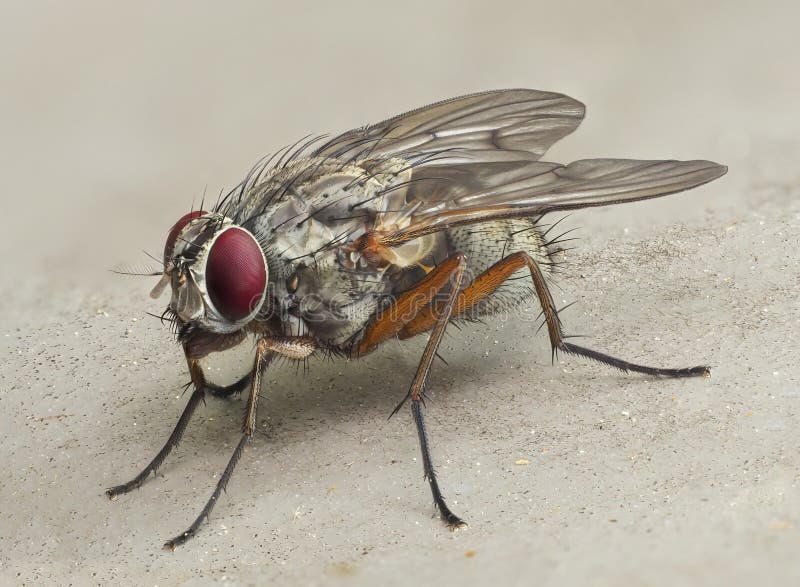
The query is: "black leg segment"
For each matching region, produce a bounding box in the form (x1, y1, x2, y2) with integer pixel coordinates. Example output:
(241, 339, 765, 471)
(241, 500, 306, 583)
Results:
(560, 341, 710, 378)
(106, 384, 205, 498)
(163, 434, 250, 550)
(206, 372, 253, 398)
(412, 400, 466, 528)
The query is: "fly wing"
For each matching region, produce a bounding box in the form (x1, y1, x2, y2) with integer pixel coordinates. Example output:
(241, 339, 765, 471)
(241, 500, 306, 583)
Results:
(219, 90, 583, 232)
(225, 90, 724, 265)
(381, 158, 727, 244)
(310, 90, 724, 245)
(312, 89, 586, 163)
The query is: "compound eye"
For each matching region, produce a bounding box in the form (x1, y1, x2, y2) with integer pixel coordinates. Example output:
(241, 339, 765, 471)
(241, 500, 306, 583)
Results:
(206, 227, 267, 322)
(164, 210, 207, 265)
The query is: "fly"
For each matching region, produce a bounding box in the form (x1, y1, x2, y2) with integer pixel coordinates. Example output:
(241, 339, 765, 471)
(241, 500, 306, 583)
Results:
(105, 89, 727, 549)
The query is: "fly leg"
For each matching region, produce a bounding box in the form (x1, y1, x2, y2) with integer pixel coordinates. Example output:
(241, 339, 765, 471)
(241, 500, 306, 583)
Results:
(164, 335, 316, 549)
(205, 372, 252, 398)
(184, 329, 253, 397)
(106, 353, 211, 498)
(106, 367, 248, 496)
(399, 251, 710, 377)
(358, 252, 469, 527)
(406, 252, 468, 527)
(106, 330, 252, 497)
(353, 253, 469, 357)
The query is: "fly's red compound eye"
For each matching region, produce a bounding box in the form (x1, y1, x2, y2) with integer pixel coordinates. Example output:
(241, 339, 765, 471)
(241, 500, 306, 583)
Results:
(206, 227, 267, 322)
(164, 210, 207, 264)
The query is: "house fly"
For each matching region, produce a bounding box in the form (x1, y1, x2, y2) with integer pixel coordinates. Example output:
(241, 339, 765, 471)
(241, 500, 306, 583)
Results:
(106, 89, 727, 549)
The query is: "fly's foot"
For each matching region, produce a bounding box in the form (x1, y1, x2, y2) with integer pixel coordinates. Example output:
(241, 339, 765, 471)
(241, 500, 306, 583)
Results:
(105, 481, 139, 500)
(438, 505, 467, 529)
(445, 514, 468, 530)
(163, 529, 195, 551)
(669, 365, 711, 377)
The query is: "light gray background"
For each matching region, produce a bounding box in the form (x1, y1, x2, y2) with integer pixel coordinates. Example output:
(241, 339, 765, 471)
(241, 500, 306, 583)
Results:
(1, 1, 798, 585)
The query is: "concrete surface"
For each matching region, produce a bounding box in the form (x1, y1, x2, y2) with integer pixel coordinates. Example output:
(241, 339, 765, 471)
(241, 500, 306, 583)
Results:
(1, 1, 799, 586)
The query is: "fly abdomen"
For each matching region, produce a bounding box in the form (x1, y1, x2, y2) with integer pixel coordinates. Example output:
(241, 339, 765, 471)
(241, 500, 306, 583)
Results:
(445, 218, 564, 318)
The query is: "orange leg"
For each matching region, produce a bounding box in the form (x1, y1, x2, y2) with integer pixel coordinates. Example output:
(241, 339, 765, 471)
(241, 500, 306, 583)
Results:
(357, 252, 471, 527)
(400, 251, 709, 378)
(354, 253, 466, 357)
(402, 252, 468, 527)
(399, 251, 560, 343)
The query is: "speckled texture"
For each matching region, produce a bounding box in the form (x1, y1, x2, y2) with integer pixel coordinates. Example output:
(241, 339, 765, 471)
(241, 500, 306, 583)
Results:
(2, 2, 799, 586)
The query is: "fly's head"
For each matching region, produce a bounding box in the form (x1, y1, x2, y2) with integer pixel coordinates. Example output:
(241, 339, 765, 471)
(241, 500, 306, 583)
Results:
(151, 211, 268, 335)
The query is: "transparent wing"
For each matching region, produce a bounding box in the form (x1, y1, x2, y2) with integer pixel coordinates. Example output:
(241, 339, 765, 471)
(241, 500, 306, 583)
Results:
(218, 90, 584, 225)
(225, 90, 725, 259)
(312, 89, 586, 163)
(381, 158, 727, 244)
(310, 90, 724, 245)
